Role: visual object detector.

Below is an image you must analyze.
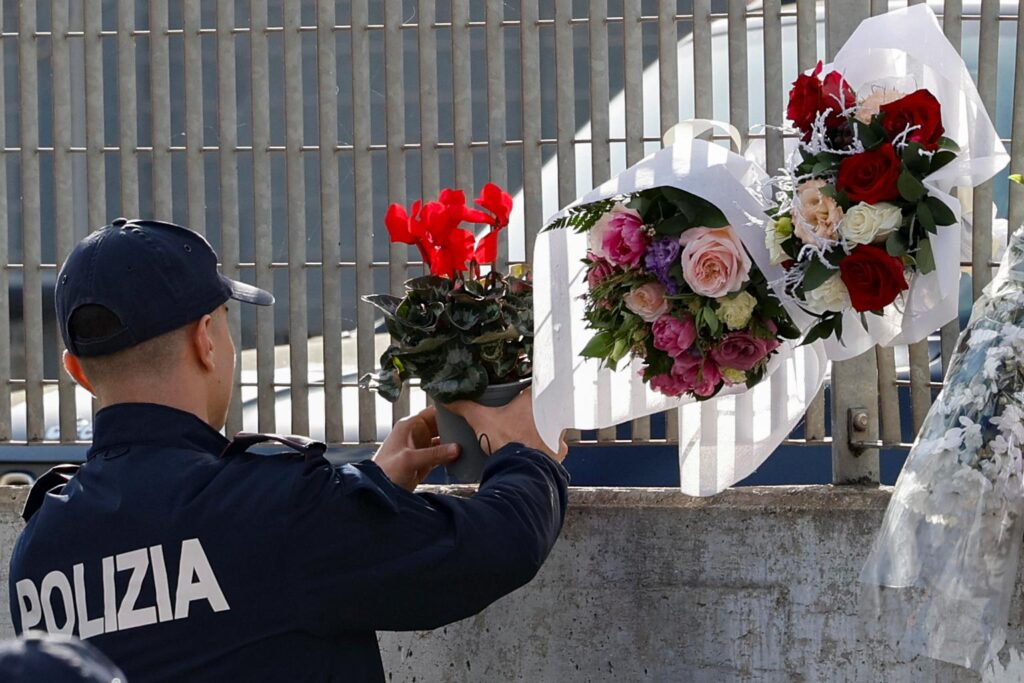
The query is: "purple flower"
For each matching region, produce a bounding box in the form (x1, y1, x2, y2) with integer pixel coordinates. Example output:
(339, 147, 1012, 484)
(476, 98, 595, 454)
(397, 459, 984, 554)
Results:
(644, 238, 682, 294)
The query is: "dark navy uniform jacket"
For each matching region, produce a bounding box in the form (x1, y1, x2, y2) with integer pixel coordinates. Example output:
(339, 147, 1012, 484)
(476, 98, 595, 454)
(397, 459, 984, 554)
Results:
(8, 403, 569, 682)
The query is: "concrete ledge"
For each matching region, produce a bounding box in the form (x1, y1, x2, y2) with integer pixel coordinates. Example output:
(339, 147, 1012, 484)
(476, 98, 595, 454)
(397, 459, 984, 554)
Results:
(0, 485, 998, 681)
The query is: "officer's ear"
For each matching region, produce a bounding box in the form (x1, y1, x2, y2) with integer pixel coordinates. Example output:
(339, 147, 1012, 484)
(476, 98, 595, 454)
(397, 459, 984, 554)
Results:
(189, 313, 217, 373)
(62, 351, 97, 397)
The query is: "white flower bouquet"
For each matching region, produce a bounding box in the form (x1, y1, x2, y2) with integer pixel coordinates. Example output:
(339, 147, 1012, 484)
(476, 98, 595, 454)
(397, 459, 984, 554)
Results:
(860, 227, 1024, 672)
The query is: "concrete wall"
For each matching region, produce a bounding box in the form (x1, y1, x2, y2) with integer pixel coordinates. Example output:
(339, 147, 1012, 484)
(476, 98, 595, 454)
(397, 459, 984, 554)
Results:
(0, 485, 1007, 682)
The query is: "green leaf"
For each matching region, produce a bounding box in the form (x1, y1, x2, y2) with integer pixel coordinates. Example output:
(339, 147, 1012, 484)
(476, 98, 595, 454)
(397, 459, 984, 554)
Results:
(937, 136, 961, 153)
(886, 230, 909, 257)
(916, 236, 936, 274)
(580, 331, 615, 359)
(802, 258, 836, 292)
(1011, 173, 1024, 185)
(929, 150, 957, 175)
(395, 335, 453, 357)
(655, 214, 692, 236)
(609, 338, 630, 366)
(800, 318, 835, 347)
(404, 275, 453, 297)
(702, 306, 720, 335)
(855, 120, 882, 149)
(902, 142, 929, 175)
(916, 201, 936, 233)
(422, 364, 489, 403)
(897, 169, 926, 202)
(691, 204, 730, 228)
(925, 196, 957, 226)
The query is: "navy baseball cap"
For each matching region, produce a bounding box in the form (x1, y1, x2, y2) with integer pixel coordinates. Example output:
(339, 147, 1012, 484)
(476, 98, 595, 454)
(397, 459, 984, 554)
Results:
(56, 218, 274, 357)
(0, 633, 127, 682)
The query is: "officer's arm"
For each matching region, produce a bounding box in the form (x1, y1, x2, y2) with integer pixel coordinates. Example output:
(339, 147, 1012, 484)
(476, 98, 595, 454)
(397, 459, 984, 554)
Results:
(287, 444, 569, 633)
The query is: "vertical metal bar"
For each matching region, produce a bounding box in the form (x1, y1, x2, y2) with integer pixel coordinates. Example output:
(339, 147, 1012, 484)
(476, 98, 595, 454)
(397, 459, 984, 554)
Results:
(0, 1, 8, 442)
(826, 0, 878, 484)
(795, 0, 816, 73)
(250, 0, 275, 432)
(184, 0, 205, 235)
(875, 347, 900, 445)
(85, 0, 106, 232)
(317, 0, 343, 444)
(693, 0, 713, 119)
(352, 0, 376, 443)
(762, 0, 783, 176)
(589, 0, 615, 444)
(283, 1, 309, 435)
(217, 0, 243, 435)
(485, 0, 508, 270)
(658, 0, 678, 138)
(622, 0, 643, 166)
(1009, 0, 1024, 236)
(451, 0, 472, 192)
(117, 0, 138, 217)
(52, 0, 76, 441)
(726, 0, 748, 149)
(972, 0, 998, 299)
(419, 0, 440, 202)
(520, 0, 541, 260)
(150, 0, 172, 221)
(19, 0, 44, 441)
(554, 0, 574, 208)
(940, 0, 963, 376)
(870, 0, 889, 15)
(384, 0, 409, 423)
(908, 340, 932, 433)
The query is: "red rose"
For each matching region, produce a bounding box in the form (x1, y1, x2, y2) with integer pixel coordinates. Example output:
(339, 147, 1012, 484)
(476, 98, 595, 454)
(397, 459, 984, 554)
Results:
(835, 144, 902, 204)
(786, 62, 856, 135)
(838, 244, 909, 312)
(880, 89, 945, 150)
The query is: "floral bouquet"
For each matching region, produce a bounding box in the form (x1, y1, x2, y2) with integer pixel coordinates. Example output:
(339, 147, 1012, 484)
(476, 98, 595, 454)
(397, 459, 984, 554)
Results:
(768, 4, 1007, 359)
(769, 63, 960, 346)
(860, 226, 1024, 673)
(554, 188, 800, 400)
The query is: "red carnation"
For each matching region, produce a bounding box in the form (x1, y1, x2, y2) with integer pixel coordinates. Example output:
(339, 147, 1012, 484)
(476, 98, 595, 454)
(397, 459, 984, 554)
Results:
(838, 244, 909, 312)
(786, 62, 856, 135)
(835, 144, 902, 204)
(879, 89, 945, 151)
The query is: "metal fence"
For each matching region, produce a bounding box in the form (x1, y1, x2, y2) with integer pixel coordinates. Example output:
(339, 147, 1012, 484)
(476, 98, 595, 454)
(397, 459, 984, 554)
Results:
(0, 0, 1021, 486)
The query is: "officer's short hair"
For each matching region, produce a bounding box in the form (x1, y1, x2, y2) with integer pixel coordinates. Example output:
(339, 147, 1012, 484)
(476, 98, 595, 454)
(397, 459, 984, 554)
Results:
(68, 304, 188, 384)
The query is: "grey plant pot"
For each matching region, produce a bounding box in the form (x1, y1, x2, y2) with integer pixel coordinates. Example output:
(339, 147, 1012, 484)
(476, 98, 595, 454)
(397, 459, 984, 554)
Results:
(434, 378, 532, 484)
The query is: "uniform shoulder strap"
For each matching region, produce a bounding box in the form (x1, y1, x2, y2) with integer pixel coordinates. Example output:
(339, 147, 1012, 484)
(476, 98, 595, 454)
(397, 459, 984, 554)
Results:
(22, 464, 81, 522)
(221, 432, 327, 461)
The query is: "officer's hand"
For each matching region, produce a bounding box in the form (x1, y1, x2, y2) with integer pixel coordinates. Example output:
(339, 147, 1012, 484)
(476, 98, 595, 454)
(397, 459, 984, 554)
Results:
(373, 406, 459, 492)
(444, 390, 568, 463)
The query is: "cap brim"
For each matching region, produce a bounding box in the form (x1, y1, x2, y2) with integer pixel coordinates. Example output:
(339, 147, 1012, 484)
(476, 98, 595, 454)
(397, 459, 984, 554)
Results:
(222, 275, 275, 306)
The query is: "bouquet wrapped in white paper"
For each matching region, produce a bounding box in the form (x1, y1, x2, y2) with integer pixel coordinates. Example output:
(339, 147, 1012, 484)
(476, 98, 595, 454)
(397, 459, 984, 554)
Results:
(771, 4, 1007, 360)
(533, 132, 827, 496)
(860, 227, 1024, 672)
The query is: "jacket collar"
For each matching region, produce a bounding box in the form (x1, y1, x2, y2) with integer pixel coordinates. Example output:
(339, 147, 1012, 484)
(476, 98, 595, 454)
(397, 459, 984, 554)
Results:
(88, 403, 230, 459)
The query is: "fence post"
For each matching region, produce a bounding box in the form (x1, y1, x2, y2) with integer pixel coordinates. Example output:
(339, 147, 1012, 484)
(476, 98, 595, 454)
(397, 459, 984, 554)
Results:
(825, 0, 881, 485)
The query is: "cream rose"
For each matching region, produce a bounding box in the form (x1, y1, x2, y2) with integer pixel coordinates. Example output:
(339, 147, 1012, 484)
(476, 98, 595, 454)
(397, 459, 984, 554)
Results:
(678, 226, 751, 298)
(855, 87, 906, 124)
(766, 217, 792, 266)
(588, 204, 641, 261)
(804, 273, 852, 314)
(792, 180, 844, 245)
(716, 291, 758, 330)
(623, 282, 669, 322)
(840, 202, 903, 245)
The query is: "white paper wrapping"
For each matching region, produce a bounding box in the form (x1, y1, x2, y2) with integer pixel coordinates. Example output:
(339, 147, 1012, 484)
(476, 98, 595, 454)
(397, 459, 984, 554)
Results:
(532, 137, 828, 496)
(813, 4, 1008, 360)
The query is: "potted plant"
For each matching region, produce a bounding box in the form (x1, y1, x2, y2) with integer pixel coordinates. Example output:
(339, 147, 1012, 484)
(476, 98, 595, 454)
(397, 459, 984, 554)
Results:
(359, 183, 533, 483)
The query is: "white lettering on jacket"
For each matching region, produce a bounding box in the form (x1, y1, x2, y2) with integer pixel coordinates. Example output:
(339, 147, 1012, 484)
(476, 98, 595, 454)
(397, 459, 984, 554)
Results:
(16, 538, 230, 639)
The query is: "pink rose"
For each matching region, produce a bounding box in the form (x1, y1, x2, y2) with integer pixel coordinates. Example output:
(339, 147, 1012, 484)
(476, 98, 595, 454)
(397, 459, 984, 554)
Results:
(792, 179, 843, 245)
(623, 283, 669, 323)
(710, 330, 774, 372)
(678, 226, 751, 298)
(651, 314, 697, 358)
(587, 255, 616, 290)
(601, 208, 649, 267)
(649, 372, 688, 397)
(673, 353, 722, 398)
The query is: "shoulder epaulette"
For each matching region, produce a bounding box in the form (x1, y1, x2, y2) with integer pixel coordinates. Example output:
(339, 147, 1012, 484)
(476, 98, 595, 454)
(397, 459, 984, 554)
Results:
(220, 432, 327, 461)
(21, 464, 80, 522)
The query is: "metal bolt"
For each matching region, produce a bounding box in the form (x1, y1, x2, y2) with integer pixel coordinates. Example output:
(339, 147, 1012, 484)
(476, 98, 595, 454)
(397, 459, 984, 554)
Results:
(851, 409, 869, 432)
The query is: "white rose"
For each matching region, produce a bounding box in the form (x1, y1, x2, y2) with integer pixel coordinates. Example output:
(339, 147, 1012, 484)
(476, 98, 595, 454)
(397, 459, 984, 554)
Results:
(766, 217, 791, 266)
(840, 202, 903, 245)
(804, 273, 851, 314)
(588, 204, 639, 260)
(716, 291, 758, 330)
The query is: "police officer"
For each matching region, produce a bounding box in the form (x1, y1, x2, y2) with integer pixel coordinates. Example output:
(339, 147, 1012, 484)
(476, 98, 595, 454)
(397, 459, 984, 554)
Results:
(9, 219, 569, 682)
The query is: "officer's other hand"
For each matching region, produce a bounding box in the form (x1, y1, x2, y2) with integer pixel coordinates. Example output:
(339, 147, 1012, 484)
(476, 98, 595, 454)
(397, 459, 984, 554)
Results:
(444, 390, 568, 463)
(373, 406, 459, 492)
